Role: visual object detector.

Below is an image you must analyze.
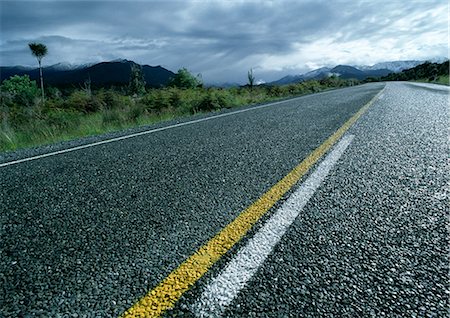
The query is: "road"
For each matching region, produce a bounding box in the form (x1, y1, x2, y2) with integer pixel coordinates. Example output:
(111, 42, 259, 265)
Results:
(1, 82, 448, 317)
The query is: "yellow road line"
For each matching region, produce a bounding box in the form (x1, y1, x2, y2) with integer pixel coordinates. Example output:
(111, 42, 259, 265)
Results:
(121, 88, 384, 317)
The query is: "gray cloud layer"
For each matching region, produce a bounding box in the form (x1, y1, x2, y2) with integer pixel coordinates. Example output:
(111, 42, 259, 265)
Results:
(1, 0, 447, 83)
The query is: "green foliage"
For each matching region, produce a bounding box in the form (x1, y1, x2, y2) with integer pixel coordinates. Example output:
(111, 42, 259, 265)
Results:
(102, 109, 124, 126)
(169, 68, 203, 89)
(267, 85, 284, 97)
(1, 75, 39, 107)
(0, 75, 359, 152)
(28, 43, 48, 61)
(436, 75, 449, 86)
(45, 109, 81, 130)
(127, 104, 145, 122)
(96, 89, 122, 109)
(63, 91, 103, 113)
(141, 89, 172, 111)
(382, 60, 449, 82)
(196, 89, 233, 113)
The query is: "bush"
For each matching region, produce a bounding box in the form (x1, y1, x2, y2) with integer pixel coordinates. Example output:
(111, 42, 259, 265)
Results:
(45, 110, 81, 130)
(96, 90, 121, 110)
(1, 75, 39, 107)
(0, 75, 361, 152)
(63, 90, 103, 113)
(195, 89, 233, 113)
(141, 89, 172, 112)
(268, 85, 284, 97)
(169, 68, 203, 89)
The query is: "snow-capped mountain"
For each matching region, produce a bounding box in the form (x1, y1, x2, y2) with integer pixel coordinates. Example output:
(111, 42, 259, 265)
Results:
(302, 67, 332, 79)
(268, 58, 448, 85)
(359, 61, 424, 73)
(269, 65, 391, 85)
(46, 62, 96, 71)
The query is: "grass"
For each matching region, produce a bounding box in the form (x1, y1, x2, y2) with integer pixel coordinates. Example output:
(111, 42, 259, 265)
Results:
(414, 75, 449, 86)
(0, 78, 359, 153)
(0, 111, 178, 153)
(436, 75, 449, 86)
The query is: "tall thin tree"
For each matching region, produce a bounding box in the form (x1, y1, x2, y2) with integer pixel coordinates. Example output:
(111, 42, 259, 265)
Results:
(28, 42, 48, 104)
(248, 68, 255, 91)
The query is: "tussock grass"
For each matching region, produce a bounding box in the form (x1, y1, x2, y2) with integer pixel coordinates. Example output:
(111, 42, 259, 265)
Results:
(0, 78, 358, 152)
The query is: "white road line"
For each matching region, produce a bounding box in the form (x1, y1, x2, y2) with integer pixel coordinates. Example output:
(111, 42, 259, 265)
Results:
(192, 134, 355, 318)
(0, 96, 313, 168)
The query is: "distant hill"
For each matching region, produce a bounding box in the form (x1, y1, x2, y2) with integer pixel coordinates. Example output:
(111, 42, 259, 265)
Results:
(330, 65, 392, 80)
(267, 59, 449, 86)
(330, 65, 366, 79)
(270, 74, 305, 85)
(302, 67, 332, 80)
(0, 60, 175, 88)
(268, 64, 391, 85)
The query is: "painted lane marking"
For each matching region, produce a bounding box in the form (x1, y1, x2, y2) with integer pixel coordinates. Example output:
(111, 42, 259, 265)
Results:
(192, 134, 354, 317)
(1, 94, 331, 168)
(120, 87, 384, 317)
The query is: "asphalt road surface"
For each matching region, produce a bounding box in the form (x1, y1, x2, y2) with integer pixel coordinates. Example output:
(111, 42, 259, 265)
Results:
(1, 82, 448, 317)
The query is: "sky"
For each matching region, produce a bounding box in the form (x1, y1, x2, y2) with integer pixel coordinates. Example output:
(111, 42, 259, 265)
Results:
(0, 0, 448, 84)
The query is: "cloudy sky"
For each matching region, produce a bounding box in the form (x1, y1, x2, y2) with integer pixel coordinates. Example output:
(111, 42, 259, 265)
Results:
(1, 0, 448, 83)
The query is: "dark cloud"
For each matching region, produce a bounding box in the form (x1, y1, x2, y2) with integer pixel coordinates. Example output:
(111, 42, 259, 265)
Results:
(0, 0, 447, 83)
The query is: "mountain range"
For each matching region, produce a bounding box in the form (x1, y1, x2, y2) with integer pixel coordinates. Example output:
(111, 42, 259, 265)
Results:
(1, 58, 447, 88)
(268, 59, 447, 85)
(0, 59, 175, 88)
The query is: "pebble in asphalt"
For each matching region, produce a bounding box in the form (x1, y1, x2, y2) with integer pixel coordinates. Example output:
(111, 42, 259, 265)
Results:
(0, 82, 391, 317)
(201, 82, 449, 317)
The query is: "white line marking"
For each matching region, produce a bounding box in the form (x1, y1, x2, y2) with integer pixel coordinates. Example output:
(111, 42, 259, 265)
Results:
(192, 134, 355, 317)
(1, 96, 315, 168)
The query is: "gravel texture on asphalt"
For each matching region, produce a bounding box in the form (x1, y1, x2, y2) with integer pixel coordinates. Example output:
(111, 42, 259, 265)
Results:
(209, 82, 449, 317)
(191, 135, 355, 318)
(0, 83, 383, 317)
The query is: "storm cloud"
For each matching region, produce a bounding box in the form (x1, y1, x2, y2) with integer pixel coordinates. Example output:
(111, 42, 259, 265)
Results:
(0, 0, 447, 83)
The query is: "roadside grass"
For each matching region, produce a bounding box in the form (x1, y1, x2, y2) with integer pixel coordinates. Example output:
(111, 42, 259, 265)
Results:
(436, 75, 449, 86)
(414, 75, 449, 86)
(0, 111, 178, 152)
(0, 79, 358, 153)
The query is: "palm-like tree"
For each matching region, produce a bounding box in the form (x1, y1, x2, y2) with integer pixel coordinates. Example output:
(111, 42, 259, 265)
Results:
(28, 42, 48, 103)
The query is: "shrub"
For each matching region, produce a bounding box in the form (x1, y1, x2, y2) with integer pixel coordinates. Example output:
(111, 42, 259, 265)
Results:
(268, 85, 283, 97)
(45, 110, 81, 130)
(46, 86, 63, 99)
(1, 75, 39, 107)
(64, 90, 103, 113)
(195, 89, 233, 113)
(169, 68, 203, 89)
(141, 89, 172, 112)
(97, 90, 122, 110)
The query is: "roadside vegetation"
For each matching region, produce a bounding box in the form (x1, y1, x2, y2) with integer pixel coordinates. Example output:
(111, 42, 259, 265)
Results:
(0, 69, 358, 152)
(382, 60, 449, 85)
